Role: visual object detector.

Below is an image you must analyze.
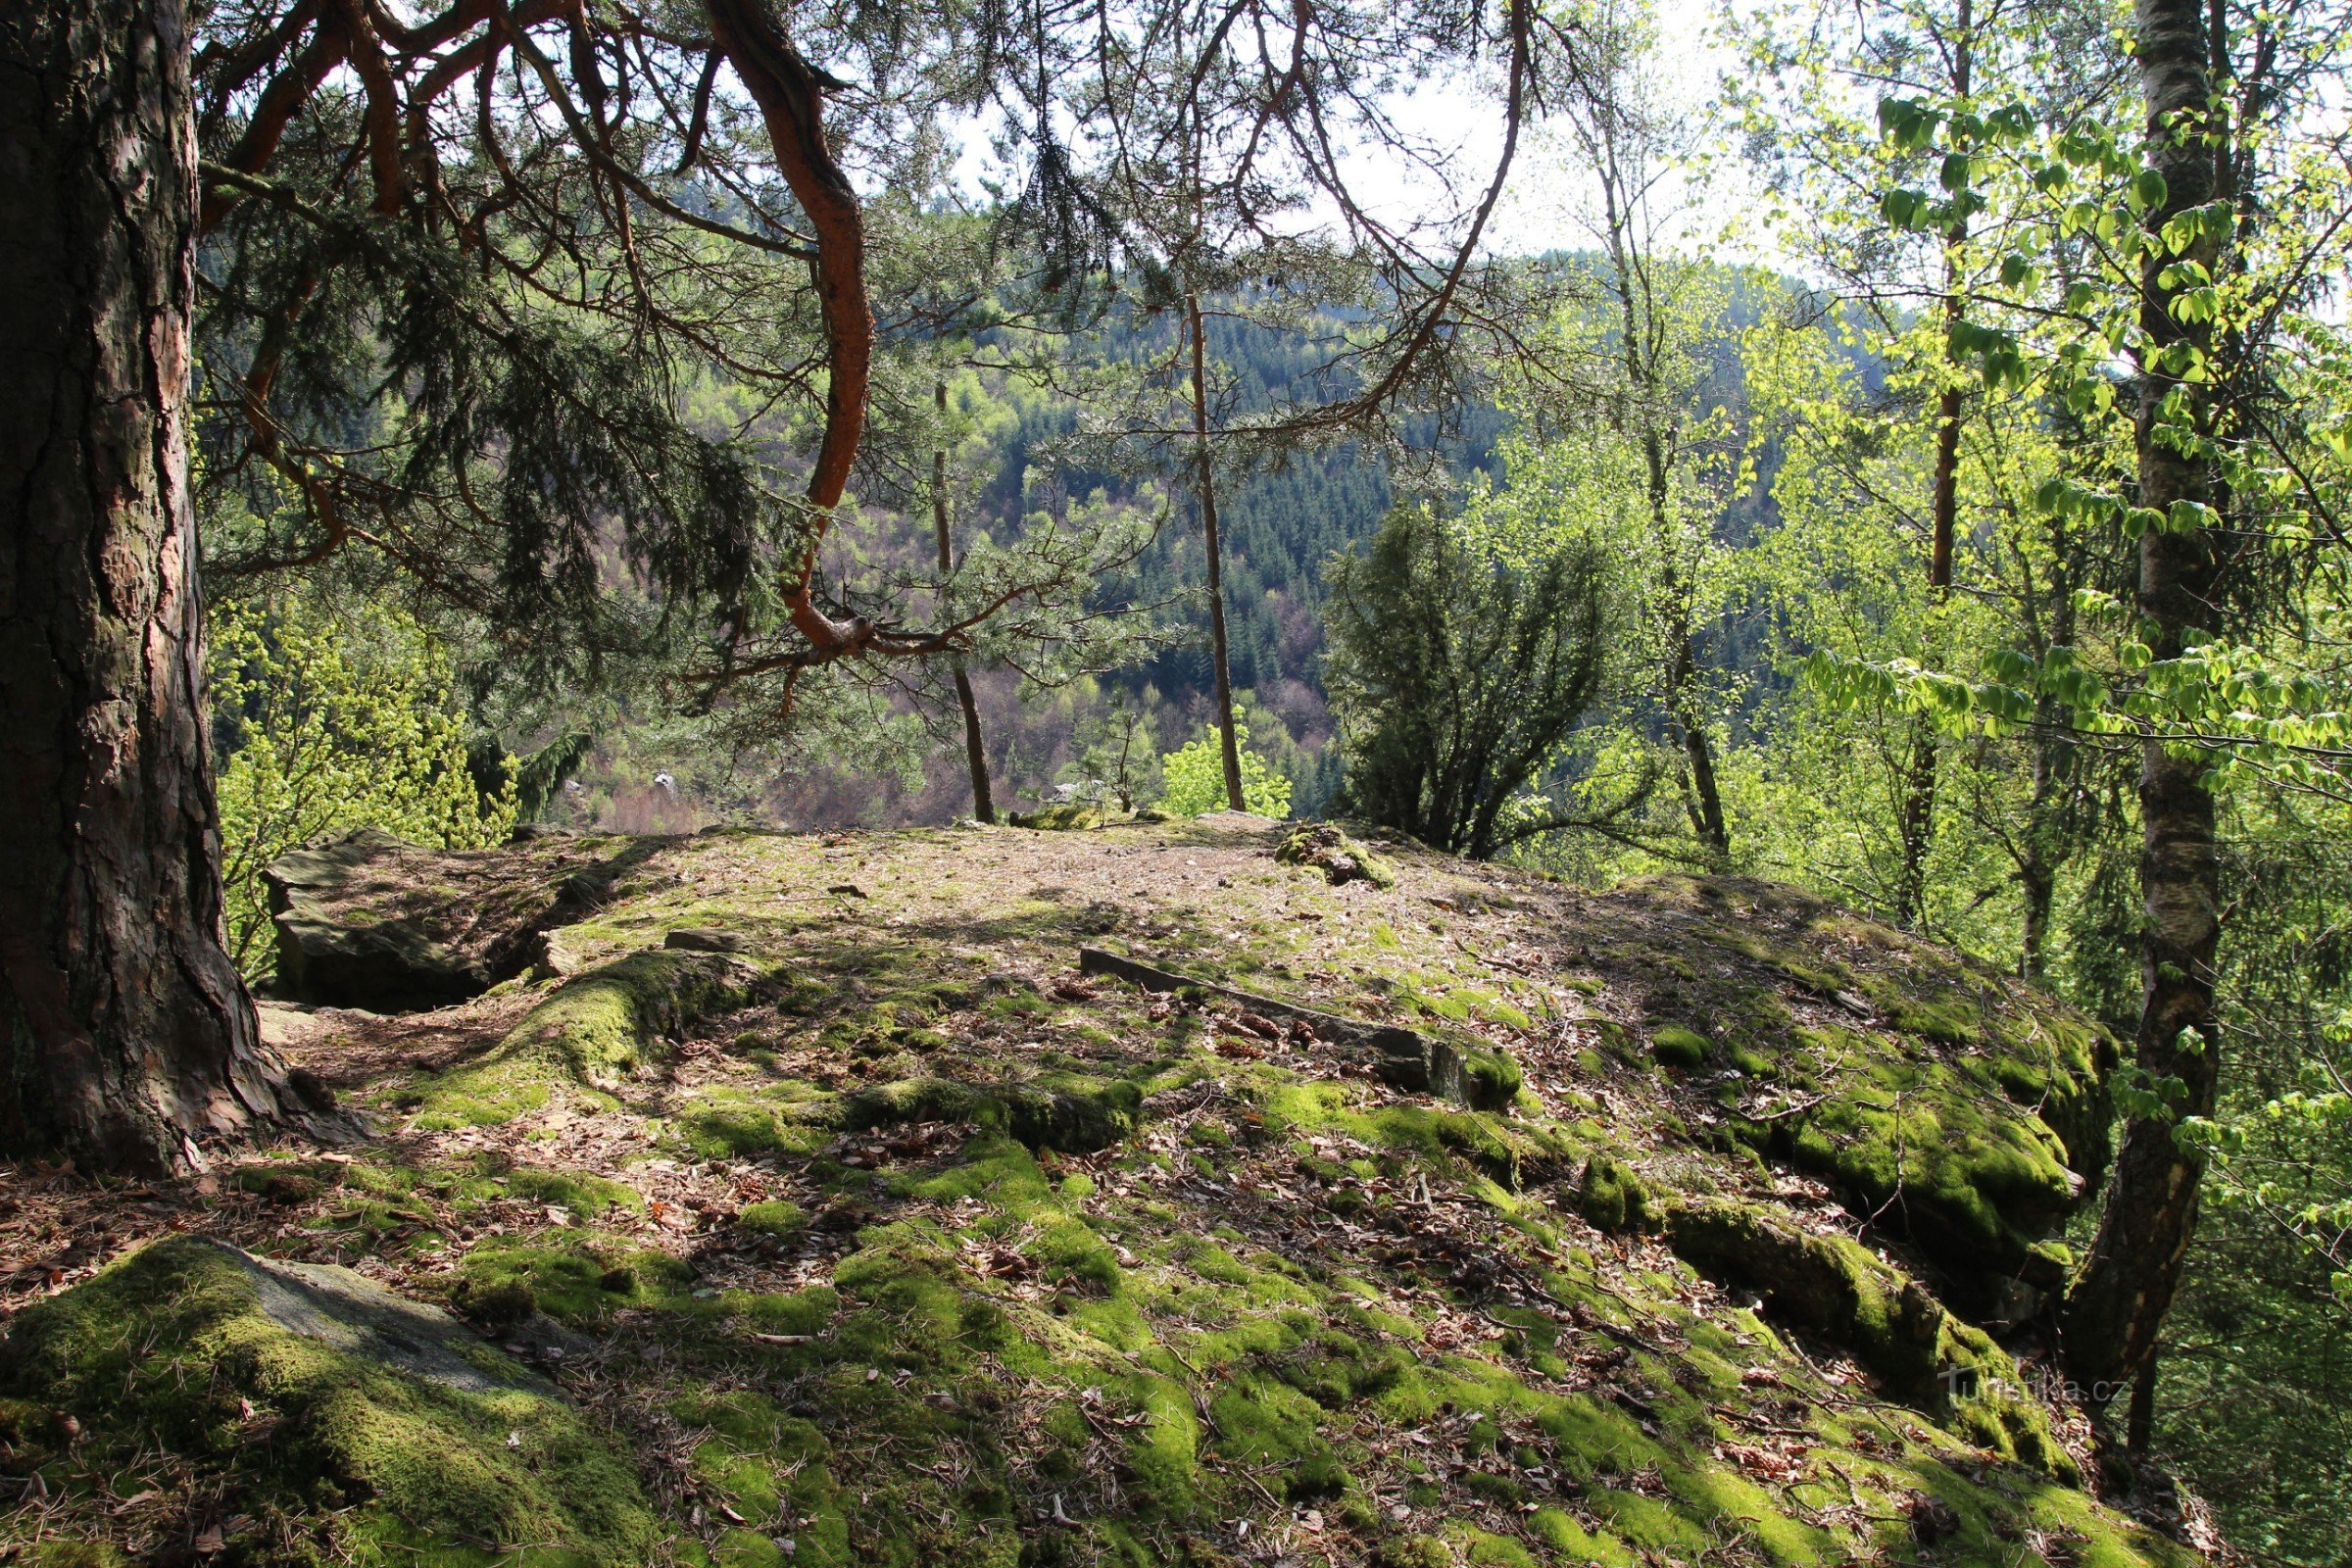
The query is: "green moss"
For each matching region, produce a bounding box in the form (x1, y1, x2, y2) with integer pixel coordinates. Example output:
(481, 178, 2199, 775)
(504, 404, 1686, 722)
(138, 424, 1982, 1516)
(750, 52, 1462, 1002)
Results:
(1006, 803, 1106, 830)
(78, 828, 2195, 1568)
(1663, 1199, 2074, 1480)
(0, 1238, 655, 1566)
(1528, 1510, 1637, 1565)
(504, 1167, 642, 1217)
(1122, 1373, 1202, 1514)
(1275, 823, 1398, 888)
(1576, 1155, 1653, 1235)
(732, 1071, 1146, 1157)
(1649, 1026, 1710, 1069)
(414, 950, 761, 1128)
(1588, 1488, 1711, 1556)
(737, 1200, 808, 1237)
(1747, 1026, 2084, 1280)
(1453, 1527, 1538, 1567)
(457, 1239, 621, 1324)
(1460, 1049, 1524, 1111)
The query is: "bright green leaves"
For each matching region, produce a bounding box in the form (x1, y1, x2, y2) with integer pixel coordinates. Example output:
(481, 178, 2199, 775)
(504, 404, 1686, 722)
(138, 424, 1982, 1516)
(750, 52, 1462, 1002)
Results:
(1880, 186, 1981, 230)
(2166, 498, 2220, 534)
(1879, 95, 2034, 154)
(1948, 318, 2028, 389)
(1879, 187, 1933, 229)
(1877, 95, 1941, 152)
(211, 597, 516, 980)
(2160, 201, 2234, 255)
(2060, 373, 2116, 416)
(2033, 476, 2124, 524)
(1156, 721, 1294, 818)
(2127, 168, 2171, 215)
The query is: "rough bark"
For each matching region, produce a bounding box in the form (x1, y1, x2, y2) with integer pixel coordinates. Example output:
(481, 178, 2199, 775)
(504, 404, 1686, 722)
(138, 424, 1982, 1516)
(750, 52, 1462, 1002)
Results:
(2060, 0, 2225, 1428)
(1186, 291, 1248, 813)
(935, 382, 994, 823)
(0, 0, 293, 1172)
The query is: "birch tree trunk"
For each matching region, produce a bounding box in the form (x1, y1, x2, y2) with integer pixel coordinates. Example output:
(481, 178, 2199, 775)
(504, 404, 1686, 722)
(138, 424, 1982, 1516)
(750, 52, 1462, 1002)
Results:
(2060, 0, 2226, 1447)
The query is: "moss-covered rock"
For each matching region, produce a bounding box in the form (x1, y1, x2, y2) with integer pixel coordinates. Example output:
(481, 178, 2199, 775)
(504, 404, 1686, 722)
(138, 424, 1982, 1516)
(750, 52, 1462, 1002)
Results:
(411, 948, 762, 1126)
(1006, 803, 1107, 830)
(62, 822, 2205, 1568)
(0, 1237, 655, 1566)
(1649, 1025, 1711, 1069)
(1581, 876, 2116, 1295)
(1275, 823, 1398, 888)
(1663, 1198, 2074, 1479)
(1576, 1154, 1654, 1234)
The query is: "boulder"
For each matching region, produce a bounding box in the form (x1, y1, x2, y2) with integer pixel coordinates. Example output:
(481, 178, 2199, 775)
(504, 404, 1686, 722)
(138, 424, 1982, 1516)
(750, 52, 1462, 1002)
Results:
(267, 831, 492, 1009)
(664, 926, 753, 954)
(1006, 803, 1107, 830)
(1075, 945, 1520, 1109)
(0, 1236, 655, 1564)
(263, 827, 653, 1010)
(1274, 822, 1398, 888)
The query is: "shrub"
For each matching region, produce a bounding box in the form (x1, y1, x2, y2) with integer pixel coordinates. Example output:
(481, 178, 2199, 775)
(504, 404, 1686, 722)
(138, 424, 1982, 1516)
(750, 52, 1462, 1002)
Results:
(1156, 721, 1294, 818)
(1324, 506, 1613, 859)
(211, 597, 514, 979)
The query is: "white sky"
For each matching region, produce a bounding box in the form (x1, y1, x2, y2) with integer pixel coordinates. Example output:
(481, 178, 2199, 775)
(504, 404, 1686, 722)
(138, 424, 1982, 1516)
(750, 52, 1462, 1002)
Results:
(946, 2, 1770, 270)
(1269, 0, 1775, 270)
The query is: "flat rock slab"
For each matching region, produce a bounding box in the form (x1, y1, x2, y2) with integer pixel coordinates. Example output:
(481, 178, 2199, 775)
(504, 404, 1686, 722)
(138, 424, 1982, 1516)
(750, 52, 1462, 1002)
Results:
(188, 1237, 554, 1397)
(264, 827, 655, 1010)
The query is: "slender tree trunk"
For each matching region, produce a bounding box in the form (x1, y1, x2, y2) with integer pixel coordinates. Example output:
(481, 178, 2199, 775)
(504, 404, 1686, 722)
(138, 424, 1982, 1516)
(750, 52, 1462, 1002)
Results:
(1895, 0, 1973, 929)
(1593, 110, 1727, 863)
(2018, 693, 2070, 984)
(1675, 691, 1730, 858)
(933, 382, 993, 823)
(2061, 0, 2226, 1431)
(1186, 290, 1247, 812)
(1646, 432, 1728, 861)
(0, 0, 296, 1173)
(2127, 1351, 2159, 1454)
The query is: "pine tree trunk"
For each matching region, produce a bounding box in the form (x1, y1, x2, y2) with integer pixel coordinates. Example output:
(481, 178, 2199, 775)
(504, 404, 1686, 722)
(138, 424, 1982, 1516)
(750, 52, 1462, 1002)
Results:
(1186, 291, 1247, 812)
(0, 0, 293, 1173)
(2061, 0, 2225, 1423)
(934, 383, 993, 823)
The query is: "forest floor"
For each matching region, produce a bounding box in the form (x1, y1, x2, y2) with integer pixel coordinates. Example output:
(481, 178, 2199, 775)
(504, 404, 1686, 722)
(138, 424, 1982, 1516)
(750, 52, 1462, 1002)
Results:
(0, 815, 2217, 1568)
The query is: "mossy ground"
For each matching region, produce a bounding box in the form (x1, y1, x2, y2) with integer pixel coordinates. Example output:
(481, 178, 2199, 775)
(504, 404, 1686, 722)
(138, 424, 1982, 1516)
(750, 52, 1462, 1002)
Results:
(1, 819, 2194, 1566)
(0, 1237, 653, 1567)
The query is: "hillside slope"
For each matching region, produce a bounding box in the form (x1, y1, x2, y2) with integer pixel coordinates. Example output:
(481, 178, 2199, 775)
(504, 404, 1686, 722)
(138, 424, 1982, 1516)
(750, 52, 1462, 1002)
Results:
(0, 816, 2204, 1568)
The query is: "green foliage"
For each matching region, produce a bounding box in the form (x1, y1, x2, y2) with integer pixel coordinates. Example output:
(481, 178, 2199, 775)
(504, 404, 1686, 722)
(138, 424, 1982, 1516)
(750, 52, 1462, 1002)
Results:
(511, 730, 594, 822)
(1155, 722, 1293, 818)
(211, 598, 514, 980)
(1324, 506, 1614, 859)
